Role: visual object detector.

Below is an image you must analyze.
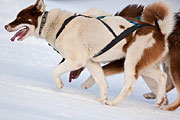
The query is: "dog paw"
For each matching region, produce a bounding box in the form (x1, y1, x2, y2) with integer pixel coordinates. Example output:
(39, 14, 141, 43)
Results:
(53, 78, 64, 90)
(96, 98, 108, 104)
(81, 83, 90, 89)
(55, 81, 64, 90)
(156, 96, 168, 108)
(81, 77, 95, 89)
(159, 105, 173, 111)
(143, 92, 156, 99)
(104, 100, 117, 106)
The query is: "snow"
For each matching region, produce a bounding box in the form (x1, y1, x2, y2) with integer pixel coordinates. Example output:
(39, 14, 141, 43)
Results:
(0, 0, 180, 120)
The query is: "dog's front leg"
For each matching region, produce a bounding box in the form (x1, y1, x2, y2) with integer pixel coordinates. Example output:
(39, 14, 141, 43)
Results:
(86, 60, 108, 103)
(52, 59, 85, 89)
(81, 59, 125, 89)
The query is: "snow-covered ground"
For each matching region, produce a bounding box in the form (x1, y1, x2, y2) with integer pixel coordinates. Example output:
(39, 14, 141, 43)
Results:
(0, 0, 180, 120)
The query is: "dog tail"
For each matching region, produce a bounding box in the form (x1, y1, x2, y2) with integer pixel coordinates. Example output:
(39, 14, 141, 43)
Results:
(142, 1, 175, 38)
(115, 4, 144, 19)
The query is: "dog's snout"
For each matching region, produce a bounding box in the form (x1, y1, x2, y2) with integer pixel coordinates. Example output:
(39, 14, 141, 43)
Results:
(5, 25, 8, 30)
(5, 25, 10, 32)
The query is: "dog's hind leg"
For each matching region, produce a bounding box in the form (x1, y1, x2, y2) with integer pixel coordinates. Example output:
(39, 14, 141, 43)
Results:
(81, 58, 125, 89)
(142, 75, 157, 99)
(142, 62, 174, 100)
(52, 59, 85, 89)
(104, 38, 167, 106)
(162, 62, 175, 93)
(142, 67, 168, 107)
(86, 60, 108, 103)
(104, 52, 139, 106)
(161, 54, 180, 111)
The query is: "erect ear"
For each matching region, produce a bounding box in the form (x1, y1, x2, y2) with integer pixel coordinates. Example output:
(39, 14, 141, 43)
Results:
(35, 0, 45, 12)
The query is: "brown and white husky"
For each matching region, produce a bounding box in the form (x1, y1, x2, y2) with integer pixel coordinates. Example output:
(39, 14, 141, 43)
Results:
(4, 0, 175, 109)
(74, 5, 180, 111)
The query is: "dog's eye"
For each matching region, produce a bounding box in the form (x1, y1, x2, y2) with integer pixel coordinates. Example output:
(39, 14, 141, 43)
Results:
(28, 19, 32, 22)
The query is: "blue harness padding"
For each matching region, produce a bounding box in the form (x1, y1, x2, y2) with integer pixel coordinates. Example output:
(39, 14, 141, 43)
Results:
(96, 16, 106, 20)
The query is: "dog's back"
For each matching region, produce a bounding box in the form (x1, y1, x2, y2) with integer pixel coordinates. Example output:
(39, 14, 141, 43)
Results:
(115, 4, 144, 18)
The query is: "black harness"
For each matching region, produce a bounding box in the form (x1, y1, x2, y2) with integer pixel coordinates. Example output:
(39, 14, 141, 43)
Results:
(172, 32, 180, 36)
(94, 21, 153, 57)
(56, 15, 79, 39)
(55, 14, 153, 58)
(39, 12, 153, 61)
(40, 12, 180, 59)
(56, 14, 117, 39)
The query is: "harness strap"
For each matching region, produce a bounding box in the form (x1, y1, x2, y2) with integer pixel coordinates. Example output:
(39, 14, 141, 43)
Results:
(56, 14, 116, 39)
(54, 14, 153, 59)
(93, 23, 153, 57)
(98, 19, 117, 37)
(56, 15, 78, 39)
(59, 58, 65, 65)
(54, 14, 116, 64)
(172, 32, 180, 36)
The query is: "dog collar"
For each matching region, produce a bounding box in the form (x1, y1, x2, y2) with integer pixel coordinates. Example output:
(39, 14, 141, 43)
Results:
(39, 11, 49, 36)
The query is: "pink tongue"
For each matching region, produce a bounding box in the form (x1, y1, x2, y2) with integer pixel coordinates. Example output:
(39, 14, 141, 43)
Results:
(11, 29, 25, 42)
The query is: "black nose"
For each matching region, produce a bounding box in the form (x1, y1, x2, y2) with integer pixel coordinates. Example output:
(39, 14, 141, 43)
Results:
(4, 24, 11, 32)
(5, 25, 9, 30)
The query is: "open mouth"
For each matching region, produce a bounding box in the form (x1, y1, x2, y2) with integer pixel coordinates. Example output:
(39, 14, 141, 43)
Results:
(11, 26, 29, 42)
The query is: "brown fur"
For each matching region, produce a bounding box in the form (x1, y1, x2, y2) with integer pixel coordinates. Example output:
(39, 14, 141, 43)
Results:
(9, 2, 42, 28)
(115, 4, 144, 18)
(142, 2, 169, 25)
(123, 33, 134, 53)
(119, 25, 125, 29)
(103, 58, 125, 76)
(122, 23, 165, 79)
(163, 13, 180, 111)
(123, 25, 154, 54)
(135, 27, 165, 79)
(102, 12, 180, 111)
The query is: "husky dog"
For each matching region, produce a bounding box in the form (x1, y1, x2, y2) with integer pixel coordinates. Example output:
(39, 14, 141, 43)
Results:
(5, 0, 174, 109)
(75, 5, 180, 111)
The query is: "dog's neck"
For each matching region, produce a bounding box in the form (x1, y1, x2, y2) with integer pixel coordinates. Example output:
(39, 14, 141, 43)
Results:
(39, 11, 49, 36)
(36, 9, 73, 48)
